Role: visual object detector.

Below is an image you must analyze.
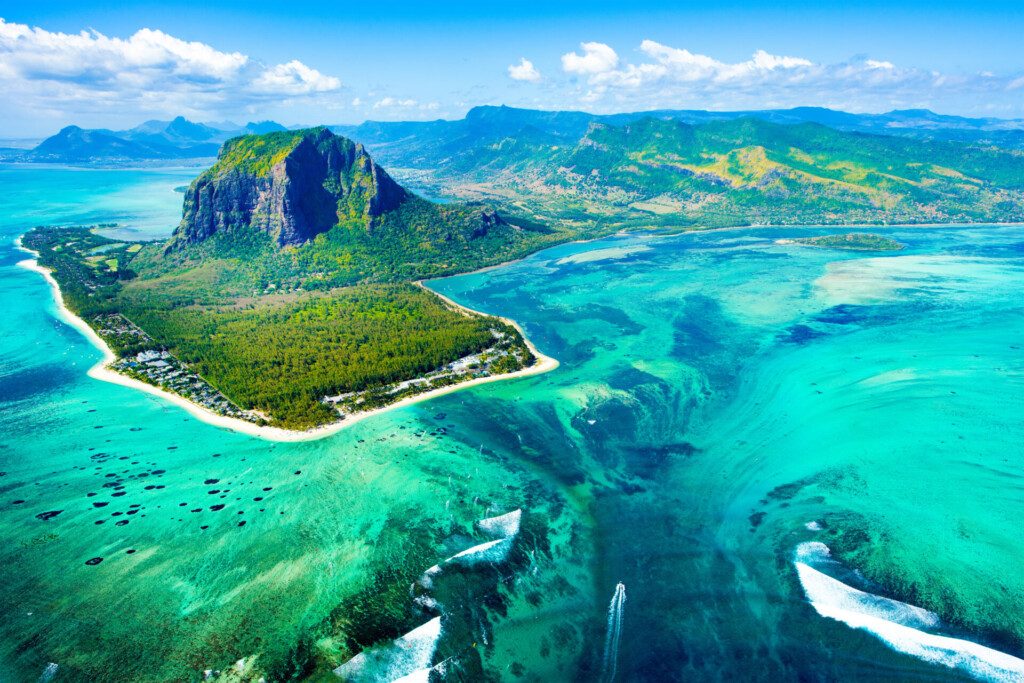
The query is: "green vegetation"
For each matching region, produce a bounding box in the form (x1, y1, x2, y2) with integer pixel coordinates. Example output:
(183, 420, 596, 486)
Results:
(26, 118, 1019, 428)
(147, 199, 561, 294)
(393, 117, 1024, 229)
(23, 226, 535, 429)
(212, 128, 310, 177)
(789, 233, 905, 251)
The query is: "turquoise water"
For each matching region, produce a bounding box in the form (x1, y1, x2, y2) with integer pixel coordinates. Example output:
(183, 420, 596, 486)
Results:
(1, 164, 1023, 681)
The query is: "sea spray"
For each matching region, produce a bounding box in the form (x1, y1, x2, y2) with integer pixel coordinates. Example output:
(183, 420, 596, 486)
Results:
(333, 617, 442, 681)
(794, 542, 1024, 681)
(601, 582, 627, 682)
(38, 663, 58, 683)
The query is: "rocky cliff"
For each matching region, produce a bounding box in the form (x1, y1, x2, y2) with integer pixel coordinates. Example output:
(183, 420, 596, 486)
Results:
(169, 127, 409, 249)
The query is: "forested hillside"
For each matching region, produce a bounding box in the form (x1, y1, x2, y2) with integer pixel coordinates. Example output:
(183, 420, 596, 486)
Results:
(22, 128, 549, 429)
(342, 110, 1024, 229)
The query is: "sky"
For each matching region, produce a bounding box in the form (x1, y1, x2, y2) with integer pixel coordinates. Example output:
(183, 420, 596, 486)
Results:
(1, 0, 1023, 136)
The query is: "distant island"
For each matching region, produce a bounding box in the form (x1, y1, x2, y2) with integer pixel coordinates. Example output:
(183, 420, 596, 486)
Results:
(21, 127, 559, 434)
(781, 233, 906, 251)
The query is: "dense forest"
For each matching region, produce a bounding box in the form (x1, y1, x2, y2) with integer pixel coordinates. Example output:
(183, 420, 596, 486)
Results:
(23, 227, 534, 429)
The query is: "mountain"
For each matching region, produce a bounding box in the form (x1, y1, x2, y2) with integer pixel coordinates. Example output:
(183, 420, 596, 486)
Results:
(336, 105, 1024, 174)
(125, 115, 219, 143)
(162, 127, 558, 286)
(244, 120, 288, 135)
(23, 116, 289, 163)
(18, 106, 1024, 166)
(29, 125, 167, 162)
(339, 112, 1024, 228)
(171, 127, 410, 248)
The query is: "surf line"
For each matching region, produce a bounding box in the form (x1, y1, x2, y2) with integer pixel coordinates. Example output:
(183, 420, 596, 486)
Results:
(601, 582, 627, 682)
(794, 542, 1024, 682)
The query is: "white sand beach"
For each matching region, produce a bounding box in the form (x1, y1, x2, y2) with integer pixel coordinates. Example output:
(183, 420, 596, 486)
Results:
(16, 240, 558, 443)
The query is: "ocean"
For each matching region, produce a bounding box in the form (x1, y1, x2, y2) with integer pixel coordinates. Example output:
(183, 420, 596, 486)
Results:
(1, 164, 1022, 681)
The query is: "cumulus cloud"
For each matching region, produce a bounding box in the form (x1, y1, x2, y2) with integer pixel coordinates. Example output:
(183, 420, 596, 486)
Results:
(561, 42, 619, 75)
(508, 57, 541, 82)
(250, 60, 340, 95)
(865, 59, 896, 70)
(556, 38, 1024, 114)
(373, 96, 417, 109)
(372, 97, 439, 113)
(0, 18, 342, 126)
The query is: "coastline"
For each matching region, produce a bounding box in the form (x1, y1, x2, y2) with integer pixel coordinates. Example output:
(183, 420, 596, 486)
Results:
(15, 217, 1012, 442)
(15, 240, 559, 443)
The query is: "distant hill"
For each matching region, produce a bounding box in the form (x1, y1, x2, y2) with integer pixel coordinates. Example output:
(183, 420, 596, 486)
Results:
(11, 105, 1024, 165)
(335, 105, 1024, 165)
(243, 120, 288, 135)
(20, 116, 289, 163)
(335, 110, 1024, 228)
(30, 126, 167, 162)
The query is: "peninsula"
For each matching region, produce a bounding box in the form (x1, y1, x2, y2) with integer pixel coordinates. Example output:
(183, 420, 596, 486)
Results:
(22, 118, 1019, 434)
(22, 127, 562, 434)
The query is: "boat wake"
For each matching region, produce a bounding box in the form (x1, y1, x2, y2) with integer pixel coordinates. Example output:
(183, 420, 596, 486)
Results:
(795, 542, 1024, 682)
(601, 582, 627, 682)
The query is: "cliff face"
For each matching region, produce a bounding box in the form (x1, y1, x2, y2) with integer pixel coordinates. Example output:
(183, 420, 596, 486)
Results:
(170, 127, 409, 249)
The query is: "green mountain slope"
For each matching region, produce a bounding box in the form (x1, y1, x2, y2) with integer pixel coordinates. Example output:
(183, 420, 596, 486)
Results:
(150, 127, 562, 292)
(24, 128, 552, 429)
(356, 115, 1024, 228)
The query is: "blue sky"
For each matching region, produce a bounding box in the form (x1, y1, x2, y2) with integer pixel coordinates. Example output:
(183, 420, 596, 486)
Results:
(1, 0, 1023, 136)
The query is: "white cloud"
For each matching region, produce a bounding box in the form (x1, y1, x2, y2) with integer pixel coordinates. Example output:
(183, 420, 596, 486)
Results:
(586, 41, 815, 89)
(561, 42, 619, 75)
(0, 18, 342, 127)
(373, 96, 418, 109)
(551, 39, 1024, 115)
(0, 21, 249, 81)
(865, 59, 896, 70)
(508, 57, 541, 82)
(250, 60, 340, 95)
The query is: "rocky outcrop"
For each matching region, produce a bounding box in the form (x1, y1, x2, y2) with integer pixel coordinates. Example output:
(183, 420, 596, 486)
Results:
(169, 127, 409, 249)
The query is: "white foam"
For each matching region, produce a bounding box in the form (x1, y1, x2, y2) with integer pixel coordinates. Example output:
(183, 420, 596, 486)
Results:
(334, 616, 441, 682)
(477, 509, 522, 540)
(805, 521, 823, 531)
(39, 663, 58, 683)
(391, 669, 431, 683)
(794, 542, 1024, 681)
(601, 583, 627, 682)
(448, 537, 513, 565)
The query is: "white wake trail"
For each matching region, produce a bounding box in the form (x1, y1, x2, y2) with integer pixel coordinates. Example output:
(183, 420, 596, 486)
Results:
(601, 582, 627, 682)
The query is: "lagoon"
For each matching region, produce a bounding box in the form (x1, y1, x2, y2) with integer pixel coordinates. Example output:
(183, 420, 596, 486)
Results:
(1, 165, 1022, 681)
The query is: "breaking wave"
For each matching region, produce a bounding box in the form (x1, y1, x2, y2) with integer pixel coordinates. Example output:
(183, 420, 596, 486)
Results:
(795, 542, 1024, 682)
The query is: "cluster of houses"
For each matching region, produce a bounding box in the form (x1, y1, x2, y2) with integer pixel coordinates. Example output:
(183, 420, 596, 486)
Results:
(93, 313, 149, 340)
(323, 337, 522, 416)
(113, 349, 260, 423)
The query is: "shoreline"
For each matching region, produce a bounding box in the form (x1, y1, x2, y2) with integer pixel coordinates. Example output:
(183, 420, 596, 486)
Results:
(14, 217, 1015, 442)
(15, 240, 559, 443)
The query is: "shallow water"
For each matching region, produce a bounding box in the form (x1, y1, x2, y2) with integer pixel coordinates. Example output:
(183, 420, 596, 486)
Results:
(1, 165, 1022, 681)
